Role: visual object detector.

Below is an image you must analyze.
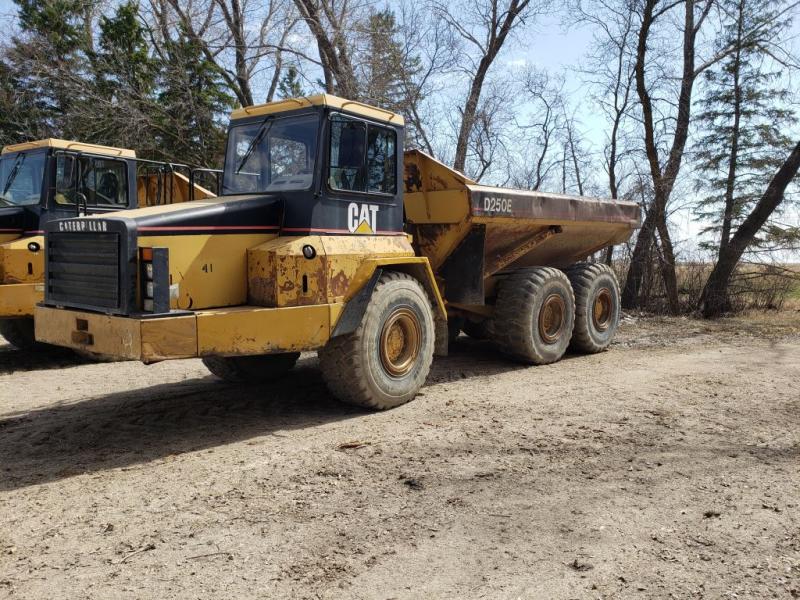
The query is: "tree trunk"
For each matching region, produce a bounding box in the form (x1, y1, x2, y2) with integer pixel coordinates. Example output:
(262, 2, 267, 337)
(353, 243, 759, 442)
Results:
(567, 120, 584, 195)
(230, 0, 254, 107)
(623, 0, 700, 314)
(701, 140, 800, 317)
(656, 216, 679, 312)
(719, 0, 744, 254)
(451, 0, 530, 174)
(453, 58, 490, 173)
(292, 0, 357, 97)
(621, 207, 656, 308)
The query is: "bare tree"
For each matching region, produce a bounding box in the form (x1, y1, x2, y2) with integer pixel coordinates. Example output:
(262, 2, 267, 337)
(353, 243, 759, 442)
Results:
(620, 0, 723, 314)
(562, 111, 590, 195)
(509, 68, 566, 190)
(572, 0, 638, 263)
(292, 0, 360, 96)
(431, 0, 547, 174)
(395, 0, 459, 155)
(150, 0, 301, 107)
(466, 82, 513, 181)
(573, 0, 635, 265)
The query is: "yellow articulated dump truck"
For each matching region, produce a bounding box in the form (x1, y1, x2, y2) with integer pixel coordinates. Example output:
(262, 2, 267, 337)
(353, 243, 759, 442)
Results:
(35, 95, 640, 409)
(0, 138, 215, 350)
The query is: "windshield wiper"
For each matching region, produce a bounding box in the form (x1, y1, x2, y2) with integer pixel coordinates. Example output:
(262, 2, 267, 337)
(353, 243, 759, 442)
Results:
(234, 116, 274, 175)
(1, 154, 26, 198)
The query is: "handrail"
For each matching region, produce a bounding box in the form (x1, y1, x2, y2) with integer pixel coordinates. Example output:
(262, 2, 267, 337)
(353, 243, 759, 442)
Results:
(189, 168, 223, 201)
(53, 149, 219, 207)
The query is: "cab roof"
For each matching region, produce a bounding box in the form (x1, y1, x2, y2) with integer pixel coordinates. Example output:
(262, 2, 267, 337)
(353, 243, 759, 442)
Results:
(1, 138, 136, 158)
(230, 94, 405, 126)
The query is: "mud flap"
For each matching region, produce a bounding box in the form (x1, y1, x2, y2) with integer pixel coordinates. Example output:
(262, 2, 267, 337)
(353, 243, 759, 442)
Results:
(439, 225, 485, 304)
(434, 317, 449, 357)
(330, 268, 383, 338)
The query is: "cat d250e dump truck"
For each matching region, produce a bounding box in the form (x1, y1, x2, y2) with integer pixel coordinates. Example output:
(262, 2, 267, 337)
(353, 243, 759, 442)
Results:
(35, 95, 640, 409)
(0, 138, 216, 350)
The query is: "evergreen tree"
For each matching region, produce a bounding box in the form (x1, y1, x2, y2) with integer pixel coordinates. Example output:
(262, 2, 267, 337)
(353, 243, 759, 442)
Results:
(10, 0, 95, 136)
(15, 0, 89, 56)
(94, 2, 156, 100)
(86, 1, 159, 152)
(361, 9, 421, 111)
(278, 65, 306, 99)
(156, 27, 234, 166)
(0, 58, 38, 145)
(694, 0, 795, 255)
(360, 8, 423, 144)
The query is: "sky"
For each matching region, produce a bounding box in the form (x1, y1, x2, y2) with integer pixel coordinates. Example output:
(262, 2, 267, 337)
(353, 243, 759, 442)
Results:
(1, 0, 797, 257)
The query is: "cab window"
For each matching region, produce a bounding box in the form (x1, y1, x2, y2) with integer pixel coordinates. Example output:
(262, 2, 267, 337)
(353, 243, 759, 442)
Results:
(0, 151, 45, 206)
(222, 114, 319, 194)
(56, 155, 128, 207)
(329, 116, 366, 192)
(329, 116, 397, 195)
(367, 127, 396, 194)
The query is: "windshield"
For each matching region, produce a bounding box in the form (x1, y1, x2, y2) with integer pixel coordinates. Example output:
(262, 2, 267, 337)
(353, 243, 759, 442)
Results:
(0, 152, 46, 207)
(222, 114, 319, 195)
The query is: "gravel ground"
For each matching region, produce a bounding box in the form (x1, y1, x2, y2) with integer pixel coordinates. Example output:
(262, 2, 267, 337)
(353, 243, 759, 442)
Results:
(0, 311, 799, 599)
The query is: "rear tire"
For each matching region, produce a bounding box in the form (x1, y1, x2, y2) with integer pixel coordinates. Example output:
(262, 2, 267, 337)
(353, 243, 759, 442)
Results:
(565, 262, 620, 353)
(0, 318, 40, 350)
(319, 271, 434, 410)
(492, 267, 575, 364)
(203, 353, 300, 382)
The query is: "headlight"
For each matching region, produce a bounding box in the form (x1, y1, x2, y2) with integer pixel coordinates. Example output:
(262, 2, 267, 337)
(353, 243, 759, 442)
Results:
(139, 247, 169, 313)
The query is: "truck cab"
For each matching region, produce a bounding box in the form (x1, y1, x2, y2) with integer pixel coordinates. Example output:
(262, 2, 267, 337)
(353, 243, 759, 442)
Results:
(220, 96, 404, 234)
(0, 139, 214, 349)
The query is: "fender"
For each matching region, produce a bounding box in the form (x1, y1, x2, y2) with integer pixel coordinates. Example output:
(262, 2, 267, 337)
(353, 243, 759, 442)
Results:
(331, 256, 447, 338)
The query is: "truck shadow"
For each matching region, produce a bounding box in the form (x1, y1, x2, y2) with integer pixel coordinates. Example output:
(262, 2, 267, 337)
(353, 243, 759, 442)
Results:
(0, 341, 89, 375)
(0, 340, 526, 492)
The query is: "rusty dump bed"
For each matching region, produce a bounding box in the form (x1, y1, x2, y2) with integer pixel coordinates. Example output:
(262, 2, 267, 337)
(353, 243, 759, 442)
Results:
(402, 150, 641, 303)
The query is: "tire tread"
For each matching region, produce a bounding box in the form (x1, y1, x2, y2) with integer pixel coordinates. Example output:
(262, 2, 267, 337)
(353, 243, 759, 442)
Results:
(564, 262, 620, 353)
(319, 271, 434, 410)
(492, 267, 574, 364)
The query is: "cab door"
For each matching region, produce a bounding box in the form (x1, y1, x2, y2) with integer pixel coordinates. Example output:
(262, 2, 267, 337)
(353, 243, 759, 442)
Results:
(48, 153, 132, 221)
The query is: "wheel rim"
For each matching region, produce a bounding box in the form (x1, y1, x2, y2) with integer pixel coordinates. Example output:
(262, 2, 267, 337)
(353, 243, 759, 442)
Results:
(538, 294, 566, 344)
(592, 288, 613, 332)
(379, 308, 421, 377)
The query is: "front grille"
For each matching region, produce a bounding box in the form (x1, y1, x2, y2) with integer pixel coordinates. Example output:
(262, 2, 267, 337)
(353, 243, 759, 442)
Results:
(46, 232, 120, 310)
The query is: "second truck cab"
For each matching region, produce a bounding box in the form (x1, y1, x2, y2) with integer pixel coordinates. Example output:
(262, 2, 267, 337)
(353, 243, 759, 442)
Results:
(0, 139, 214, 349)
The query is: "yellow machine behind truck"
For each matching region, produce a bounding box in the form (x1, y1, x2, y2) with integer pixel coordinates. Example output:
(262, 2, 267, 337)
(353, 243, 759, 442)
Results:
(35, 95, 641, 409)
(0, 139, 215, 350)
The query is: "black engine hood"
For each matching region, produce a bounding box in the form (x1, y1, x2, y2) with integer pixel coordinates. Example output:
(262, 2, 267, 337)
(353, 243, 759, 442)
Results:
(133, 193, 284, 236)
(0, 206, 31, 236)
(44, 193, 285, 238)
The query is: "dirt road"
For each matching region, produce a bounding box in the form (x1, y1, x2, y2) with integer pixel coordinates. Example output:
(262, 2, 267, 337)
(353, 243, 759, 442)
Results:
(1, 314, 799, 599)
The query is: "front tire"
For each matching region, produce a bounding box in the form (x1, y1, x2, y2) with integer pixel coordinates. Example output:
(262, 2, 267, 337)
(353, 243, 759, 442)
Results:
(0, 318, 39, 350)
(319, 271, 435, 410)
(492, 267, 575, 364)
(564, 262, 621, 353)
(203, 353, 300, 382)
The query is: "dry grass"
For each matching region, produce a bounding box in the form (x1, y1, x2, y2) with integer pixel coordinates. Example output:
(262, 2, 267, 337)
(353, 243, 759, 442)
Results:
(613, 259, 800, 315)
